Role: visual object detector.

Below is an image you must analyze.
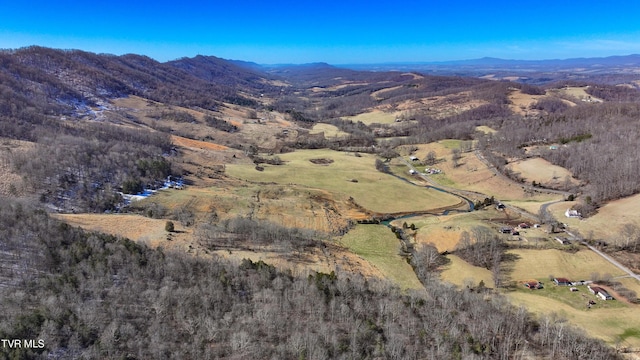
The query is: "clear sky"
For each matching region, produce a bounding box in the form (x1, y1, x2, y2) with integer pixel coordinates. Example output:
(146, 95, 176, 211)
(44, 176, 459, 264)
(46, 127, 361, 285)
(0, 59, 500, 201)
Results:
(2, 1, 640, 64)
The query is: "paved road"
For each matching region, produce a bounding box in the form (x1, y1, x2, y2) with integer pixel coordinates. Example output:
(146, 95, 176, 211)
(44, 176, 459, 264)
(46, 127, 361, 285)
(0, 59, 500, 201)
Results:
(580, 240, 640, 282)
(403, 155, 640, 284)
(400, 157, 539, 221)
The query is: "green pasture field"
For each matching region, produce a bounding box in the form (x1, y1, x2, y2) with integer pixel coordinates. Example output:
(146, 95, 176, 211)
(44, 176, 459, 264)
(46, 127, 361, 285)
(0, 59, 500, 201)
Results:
(509, 291, 640, 347)
(509, 249, 627, 282)
(512, 278, 625, 311)
(441, 250, 640, 347)
(440, 254, 494, 289)
(309, 123, 350, 138)
(344, 110, 398, 125)
(339, 224, 424, 290)
(226, 149, 460, 213)
(439, 139, 463, 149)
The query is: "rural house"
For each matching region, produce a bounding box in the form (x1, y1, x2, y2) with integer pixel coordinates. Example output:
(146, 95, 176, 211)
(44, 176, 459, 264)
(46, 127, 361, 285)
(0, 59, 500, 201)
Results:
(588, 285, 614, 300)
(554, 277, 572, 286)
(565, 208, 581, 218)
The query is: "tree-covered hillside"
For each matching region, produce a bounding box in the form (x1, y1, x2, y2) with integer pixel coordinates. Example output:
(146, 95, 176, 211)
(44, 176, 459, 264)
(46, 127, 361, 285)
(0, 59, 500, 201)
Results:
(0, 199, 619, 359)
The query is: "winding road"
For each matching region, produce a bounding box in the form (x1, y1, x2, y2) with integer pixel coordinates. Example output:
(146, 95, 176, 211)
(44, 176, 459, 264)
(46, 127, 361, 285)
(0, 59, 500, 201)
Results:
(581, 241, 640, 282)
(400, 154, 640, 284)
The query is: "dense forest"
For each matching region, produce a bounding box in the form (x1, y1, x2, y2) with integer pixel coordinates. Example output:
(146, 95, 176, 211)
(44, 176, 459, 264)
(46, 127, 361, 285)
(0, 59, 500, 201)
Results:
(0, 200, 619, 359)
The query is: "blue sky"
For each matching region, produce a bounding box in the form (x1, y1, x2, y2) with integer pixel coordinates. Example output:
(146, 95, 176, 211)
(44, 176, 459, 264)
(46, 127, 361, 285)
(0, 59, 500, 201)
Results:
(2, 1, 640, 64)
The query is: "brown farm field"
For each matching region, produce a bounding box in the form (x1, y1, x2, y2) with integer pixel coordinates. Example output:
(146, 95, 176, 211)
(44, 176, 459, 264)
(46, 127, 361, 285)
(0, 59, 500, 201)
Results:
(547, 195, 640, 242)
(401, 142, 558, 206)
(507, 89, 545, 115)
(53, 213, 190, 250)
(506, 157, 580, 188)
(0, 138, 35, 197)
(133, 183, 362, 234)
(344, 109, 399, 124)
(53, 213, 380, 278)
(309, 123, 350, 138)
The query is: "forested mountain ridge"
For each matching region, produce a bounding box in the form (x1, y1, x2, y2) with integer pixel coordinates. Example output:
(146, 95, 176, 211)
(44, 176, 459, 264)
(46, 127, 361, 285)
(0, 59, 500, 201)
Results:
(0, 46, 268, 119)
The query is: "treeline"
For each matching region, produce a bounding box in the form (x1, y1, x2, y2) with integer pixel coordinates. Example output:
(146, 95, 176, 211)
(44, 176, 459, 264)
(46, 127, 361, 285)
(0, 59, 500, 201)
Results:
(5, 121, 172, 212)
(195, 216, 324, 251)
(0, 200, 619, 359)
(484, 100, 640, 209)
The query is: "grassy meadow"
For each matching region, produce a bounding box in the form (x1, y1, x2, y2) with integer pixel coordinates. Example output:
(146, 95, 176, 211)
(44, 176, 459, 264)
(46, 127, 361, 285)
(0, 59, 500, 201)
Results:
(344, 110, 399, 125)
(509, 249, 627, 282)
(440, 249, 640, 347)
(226, 149, 460, 213)
(309, 123, 350, 138)
(440, 254, 494, 289)
(339, 224, 424, 290)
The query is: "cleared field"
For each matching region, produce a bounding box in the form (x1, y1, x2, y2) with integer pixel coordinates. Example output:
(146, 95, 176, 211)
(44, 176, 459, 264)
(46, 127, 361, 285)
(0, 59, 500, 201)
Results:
(344, 110, 398, 124)
(505, 199, 559, 216)
(408, 142, 555, 203)
(547, 195, 640, 242)
(413, 212, 496, 252)
(309, 123, 349, 138)
(507, 157, 579, 187)
(54, 213, 189, 250)
(440, 254, 494, 289)
(0, 138, 34, 197)
(507, 89, 545, 115)
(171, 135, 229, 151)
(371, 85, 403, 100)
(508, 291, 640, 348)
(509, 249, 627, 282)
(555, 86, 603, 103)
(339, 224, 424, 290)
(55, 213, 383, 278)
(226, 149, 460, 214)
(135, 183, 360, 234)
(442, 247, 640, 347)
(475, 125, 496, 134)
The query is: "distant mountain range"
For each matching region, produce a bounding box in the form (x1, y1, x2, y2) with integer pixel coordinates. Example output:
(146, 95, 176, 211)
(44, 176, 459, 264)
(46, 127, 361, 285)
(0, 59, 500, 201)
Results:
(339, 54, 640, 72)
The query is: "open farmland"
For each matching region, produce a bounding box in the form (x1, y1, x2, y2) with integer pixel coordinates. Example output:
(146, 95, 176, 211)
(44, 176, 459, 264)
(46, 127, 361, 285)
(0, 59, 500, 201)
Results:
(405, 142, 554, 203)
(411, 212, 498, 252)
(131, 183, 361, 233)
(440, 254, 494, 289)
(339, 224, 424, 290)
(509, 291, 640, 348)
(309, 123, 350, 138)
(507, 157, 580, 188)
(546, 196, 640, 243)
(551, 86, 604, 103)
(54, 213, 190, 250)
(509, 249, 627, 282)
(344, 109, 399, 124)
(507, 89, 546, 115)
(226, 149, 460, 214)
(443, 249, 640, 347)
